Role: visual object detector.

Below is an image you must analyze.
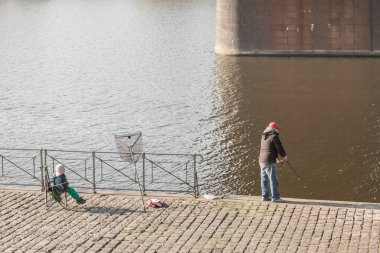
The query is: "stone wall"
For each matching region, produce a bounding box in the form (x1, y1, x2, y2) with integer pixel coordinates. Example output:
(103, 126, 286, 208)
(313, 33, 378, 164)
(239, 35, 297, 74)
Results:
(216, 0, 380, 55)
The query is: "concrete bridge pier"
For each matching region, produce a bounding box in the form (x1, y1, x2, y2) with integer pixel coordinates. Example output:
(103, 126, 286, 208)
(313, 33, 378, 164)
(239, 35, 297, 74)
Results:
(216, 0, 380, 56)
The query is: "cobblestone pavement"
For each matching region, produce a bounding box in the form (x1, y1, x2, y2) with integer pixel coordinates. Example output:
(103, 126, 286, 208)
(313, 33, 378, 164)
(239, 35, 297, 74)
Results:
(1, 189, 380, 253)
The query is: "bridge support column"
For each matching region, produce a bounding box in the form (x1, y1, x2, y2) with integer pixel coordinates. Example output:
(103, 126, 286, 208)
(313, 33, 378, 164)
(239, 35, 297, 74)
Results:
(216, 0, 380, 56)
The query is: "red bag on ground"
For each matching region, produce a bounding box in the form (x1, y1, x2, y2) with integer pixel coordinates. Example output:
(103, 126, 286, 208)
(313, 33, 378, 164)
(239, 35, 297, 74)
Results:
(146, 198, 164, 208)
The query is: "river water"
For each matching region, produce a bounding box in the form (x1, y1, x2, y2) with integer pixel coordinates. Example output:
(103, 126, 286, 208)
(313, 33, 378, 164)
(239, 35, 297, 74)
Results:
(0, 0, 379, 202)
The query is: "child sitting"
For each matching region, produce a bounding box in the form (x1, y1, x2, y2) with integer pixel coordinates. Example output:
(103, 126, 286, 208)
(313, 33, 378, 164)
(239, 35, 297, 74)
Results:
(53, 164, 86, 204)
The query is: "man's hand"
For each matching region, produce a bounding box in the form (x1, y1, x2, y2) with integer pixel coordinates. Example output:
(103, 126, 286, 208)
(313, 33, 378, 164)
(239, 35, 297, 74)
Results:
(277, 156, 288, 164)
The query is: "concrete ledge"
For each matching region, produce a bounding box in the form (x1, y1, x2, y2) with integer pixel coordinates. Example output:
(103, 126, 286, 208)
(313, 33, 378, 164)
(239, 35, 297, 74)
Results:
(216, 50, 380, 57)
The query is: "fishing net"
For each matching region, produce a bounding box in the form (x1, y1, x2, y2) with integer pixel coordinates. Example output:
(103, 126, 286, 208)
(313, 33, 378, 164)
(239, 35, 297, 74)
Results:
(114, 132, 143, 163)
(114, 131, 146, 212)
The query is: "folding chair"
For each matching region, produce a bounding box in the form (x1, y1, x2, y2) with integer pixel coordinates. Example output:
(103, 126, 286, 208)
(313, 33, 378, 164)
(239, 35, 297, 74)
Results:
(44, 169, 68, 209)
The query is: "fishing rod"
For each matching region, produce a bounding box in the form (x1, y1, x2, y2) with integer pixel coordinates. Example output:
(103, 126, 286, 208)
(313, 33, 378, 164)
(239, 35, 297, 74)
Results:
(281, 160, 308, 190)
(285, 161, 301, 181)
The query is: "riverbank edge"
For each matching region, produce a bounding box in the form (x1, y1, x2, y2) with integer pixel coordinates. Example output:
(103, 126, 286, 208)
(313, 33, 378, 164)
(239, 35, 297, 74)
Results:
(2, 185, 379, 210)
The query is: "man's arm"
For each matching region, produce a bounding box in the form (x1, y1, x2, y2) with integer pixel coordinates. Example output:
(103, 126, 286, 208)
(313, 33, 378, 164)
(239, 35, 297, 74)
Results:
(273, 135, 287, 161)
(61, 174, 69, 188)
(53, 176, 65, 191)
(54, 176, 62, 186)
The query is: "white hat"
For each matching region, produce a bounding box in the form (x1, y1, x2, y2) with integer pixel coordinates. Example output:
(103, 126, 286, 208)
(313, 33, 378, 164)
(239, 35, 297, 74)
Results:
(55, 164, 65, 176)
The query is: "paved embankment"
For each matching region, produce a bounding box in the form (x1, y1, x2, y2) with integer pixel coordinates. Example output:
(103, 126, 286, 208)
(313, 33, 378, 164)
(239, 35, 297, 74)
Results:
(1, 188, 380, 253)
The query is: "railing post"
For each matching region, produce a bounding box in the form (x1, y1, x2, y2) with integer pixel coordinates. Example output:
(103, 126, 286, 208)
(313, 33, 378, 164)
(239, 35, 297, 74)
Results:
(185, 162, 188, 183)
(193, 155, 198, 197)
(40, 149, 44, 191)
(44, 149, 48, 183)
(1, 155, 3, 177)
(44, 148, 49, 208)
(44, 149, 48, 207)
(100, 160, 103, 181)
(142, 153, 146, 195)
(92, 151, 96, 194)
(151, 161, 154, 183)
(32, 156, 36, 177)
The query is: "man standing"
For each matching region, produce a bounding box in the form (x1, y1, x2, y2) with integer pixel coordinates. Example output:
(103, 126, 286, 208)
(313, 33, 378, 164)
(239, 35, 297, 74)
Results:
(259, 122, 288, 202)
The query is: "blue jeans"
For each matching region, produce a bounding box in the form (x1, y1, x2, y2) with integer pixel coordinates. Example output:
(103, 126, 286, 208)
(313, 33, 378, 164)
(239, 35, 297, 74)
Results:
(260, 162, 280, 200)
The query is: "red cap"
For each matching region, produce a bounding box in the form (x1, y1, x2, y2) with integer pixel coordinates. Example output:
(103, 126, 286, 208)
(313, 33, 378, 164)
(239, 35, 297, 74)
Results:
(268, 122, 280, 130)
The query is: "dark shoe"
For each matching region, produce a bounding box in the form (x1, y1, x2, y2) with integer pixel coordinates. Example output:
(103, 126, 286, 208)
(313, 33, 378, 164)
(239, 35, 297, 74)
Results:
(272, 198, 284, 203)
(76, 197, 86, 204)
(262, 197, 271, 201)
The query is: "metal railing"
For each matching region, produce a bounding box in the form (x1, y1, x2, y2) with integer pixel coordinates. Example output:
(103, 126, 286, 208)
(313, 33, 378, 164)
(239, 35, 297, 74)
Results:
(0, 148, 43, 187)
(0, 148, 201, 197)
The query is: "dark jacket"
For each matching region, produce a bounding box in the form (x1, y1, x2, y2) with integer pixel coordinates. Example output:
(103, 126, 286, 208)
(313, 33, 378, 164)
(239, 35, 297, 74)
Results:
(53, 174, 68, 192)
(259, 128, 286, 163)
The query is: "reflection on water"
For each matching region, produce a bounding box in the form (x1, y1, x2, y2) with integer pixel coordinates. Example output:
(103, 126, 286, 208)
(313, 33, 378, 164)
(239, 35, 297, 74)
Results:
(0, 0, 379, 202)
(205, 57, 380, 202)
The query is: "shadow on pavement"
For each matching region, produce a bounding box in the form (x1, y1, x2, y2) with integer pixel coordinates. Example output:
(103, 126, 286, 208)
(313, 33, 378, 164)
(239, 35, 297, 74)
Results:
(84, 206, 146, 214)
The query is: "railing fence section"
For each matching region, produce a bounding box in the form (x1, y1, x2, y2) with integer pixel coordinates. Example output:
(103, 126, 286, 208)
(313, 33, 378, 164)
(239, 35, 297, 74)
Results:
(0, 148, 43, 188)
(0, 148, 201, 197)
